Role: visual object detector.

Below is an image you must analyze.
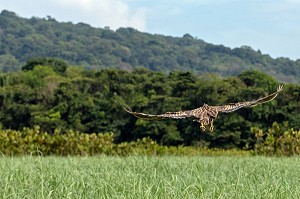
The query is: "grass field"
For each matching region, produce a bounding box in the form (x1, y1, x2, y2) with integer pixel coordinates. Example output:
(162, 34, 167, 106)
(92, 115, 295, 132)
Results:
(0, 155, 300, 198)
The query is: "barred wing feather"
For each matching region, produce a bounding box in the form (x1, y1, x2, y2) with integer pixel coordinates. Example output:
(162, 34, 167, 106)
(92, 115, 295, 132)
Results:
(124, 108, 193, 120)
(216, 85, 283, 113)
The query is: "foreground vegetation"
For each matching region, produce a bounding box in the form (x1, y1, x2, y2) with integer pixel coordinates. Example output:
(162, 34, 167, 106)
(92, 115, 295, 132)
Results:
(254, 122, 300, 156)
(0, 155, 300, 198)
(0, 123, 299, 156)
(0, 127, 250, 156)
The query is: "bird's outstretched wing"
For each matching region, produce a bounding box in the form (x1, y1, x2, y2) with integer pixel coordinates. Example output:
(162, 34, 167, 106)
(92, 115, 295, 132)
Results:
(124, 107, 193, 120)
(215, 85, 283, 113)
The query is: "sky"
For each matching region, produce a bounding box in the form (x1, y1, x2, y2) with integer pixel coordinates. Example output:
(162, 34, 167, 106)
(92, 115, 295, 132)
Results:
(1, 0, 300, 60)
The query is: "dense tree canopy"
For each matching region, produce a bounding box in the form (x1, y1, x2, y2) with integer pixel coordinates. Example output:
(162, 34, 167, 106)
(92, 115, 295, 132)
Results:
(0, 10, 299, 84)
(0, 60, 298, 149)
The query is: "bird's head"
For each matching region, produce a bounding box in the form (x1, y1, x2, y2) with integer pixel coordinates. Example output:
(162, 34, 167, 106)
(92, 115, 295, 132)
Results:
(203, 103, 209, 109)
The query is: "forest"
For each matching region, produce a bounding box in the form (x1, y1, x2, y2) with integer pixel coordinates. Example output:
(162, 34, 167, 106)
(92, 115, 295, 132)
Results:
(0, 57, 299, 150)
(0, 10, 299, 84)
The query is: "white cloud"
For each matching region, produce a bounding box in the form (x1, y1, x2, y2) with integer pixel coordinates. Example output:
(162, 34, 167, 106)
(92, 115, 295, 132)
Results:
(0, 0, 147, 31)
(50, 0, 147, 30)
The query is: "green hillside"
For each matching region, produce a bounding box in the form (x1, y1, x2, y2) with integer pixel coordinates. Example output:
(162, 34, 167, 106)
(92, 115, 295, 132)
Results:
(0, 10, 299, 84)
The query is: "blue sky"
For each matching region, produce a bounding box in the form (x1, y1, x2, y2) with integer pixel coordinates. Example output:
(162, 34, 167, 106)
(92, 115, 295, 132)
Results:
(1, 0, 300, 60)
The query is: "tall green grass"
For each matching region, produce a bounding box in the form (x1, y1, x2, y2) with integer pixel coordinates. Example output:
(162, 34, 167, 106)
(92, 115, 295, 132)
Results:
(0, 156, 300, 198)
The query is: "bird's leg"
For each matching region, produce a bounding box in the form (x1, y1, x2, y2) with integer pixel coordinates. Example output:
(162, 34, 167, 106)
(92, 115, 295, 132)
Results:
(200, 122, 206, 131)
(193, 118, 207, 131)
(209, 119, 214, 132)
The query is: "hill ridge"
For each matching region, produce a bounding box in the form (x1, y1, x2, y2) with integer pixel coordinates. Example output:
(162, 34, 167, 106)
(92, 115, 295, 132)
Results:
(0, 10, 299, 84)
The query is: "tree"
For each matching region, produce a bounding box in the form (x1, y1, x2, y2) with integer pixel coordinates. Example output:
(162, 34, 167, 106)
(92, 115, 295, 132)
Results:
(21, 57, 68, 74)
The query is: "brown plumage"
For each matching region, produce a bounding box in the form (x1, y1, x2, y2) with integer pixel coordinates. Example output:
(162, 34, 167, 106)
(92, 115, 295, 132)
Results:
(125, 85, 283, 132)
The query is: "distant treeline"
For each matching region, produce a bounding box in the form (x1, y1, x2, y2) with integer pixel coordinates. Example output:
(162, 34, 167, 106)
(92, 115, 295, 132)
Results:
(0, 10, 299, 84)
(0, 58, 299, 149)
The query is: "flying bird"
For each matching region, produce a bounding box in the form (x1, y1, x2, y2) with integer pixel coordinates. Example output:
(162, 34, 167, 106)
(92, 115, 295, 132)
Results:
(125, 85, 283, 132)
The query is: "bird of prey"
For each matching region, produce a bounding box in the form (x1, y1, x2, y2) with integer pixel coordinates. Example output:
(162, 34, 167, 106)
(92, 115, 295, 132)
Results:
(125, 85, 283, 132)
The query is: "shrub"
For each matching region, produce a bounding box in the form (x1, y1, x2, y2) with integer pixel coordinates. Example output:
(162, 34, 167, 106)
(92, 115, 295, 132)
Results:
(253, 122, 300, 156)
(0, 127, 115, 156)
(0, 127, 251, 156)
